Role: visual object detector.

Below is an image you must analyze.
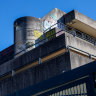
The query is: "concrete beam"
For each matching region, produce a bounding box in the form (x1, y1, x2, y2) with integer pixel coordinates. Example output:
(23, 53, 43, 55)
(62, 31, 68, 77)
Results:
(64, 10, 96, 37)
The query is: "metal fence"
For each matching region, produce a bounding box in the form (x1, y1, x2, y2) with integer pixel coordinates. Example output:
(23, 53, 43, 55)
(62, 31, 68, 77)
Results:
(43, 22, 96, 45)
(48, 83, 87, 96)
(15, 21, 96, 56)
(37, 77, 89, 96)
(7, 61, 96, 96)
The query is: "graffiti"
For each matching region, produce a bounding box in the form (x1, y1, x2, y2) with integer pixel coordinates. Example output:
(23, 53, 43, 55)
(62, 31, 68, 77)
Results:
(56, 31, 64, 37)
(27, 30, 42, 38)
(35, 28, 56, 47)
(50, 14, 57, 20)
(37, 28, 56, 41)
(16, 41, 26, 53)
(43, 14, 66, 31)
(33, 30, 43, 39)
(43, 20, 51, 30)
(45, 28, 56, 40)
(43, 14, 57, 31)
(39, 35, 44, 40)
(57, 22, 65, 30)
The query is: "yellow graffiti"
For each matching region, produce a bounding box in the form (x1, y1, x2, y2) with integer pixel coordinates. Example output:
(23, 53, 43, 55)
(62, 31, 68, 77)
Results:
(34, 30, 43, 39)
(45, 29, 56, 40)
(39, 35, 43, 40)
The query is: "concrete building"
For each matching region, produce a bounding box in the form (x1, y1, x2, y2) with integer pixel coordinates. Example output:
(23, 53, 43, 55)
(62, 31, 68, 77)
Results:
(0, 8, 96, 96)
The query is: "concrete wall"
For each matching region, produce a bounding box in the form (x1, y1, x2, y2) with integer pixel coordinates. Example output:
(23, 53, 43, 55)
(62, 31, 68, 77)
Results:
(75, 10, 96, 29)
(0, 53, 71, 96)
(65, 32, 96, 55)
(0, 50, 94, 96)
(0, 29, 95, 96)
(0, 34, 66, 77)
(64, 10, 96, 29)
(69, 51, 93, 69)
(63, 10, 96, 38)
(14, 17, 43, 55)
(42, 8, 65, 31)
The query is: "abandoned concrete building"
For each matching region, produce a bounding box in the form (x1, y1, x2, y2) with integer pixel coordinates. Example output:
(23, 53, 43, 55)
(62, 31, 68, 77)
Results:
(0, 8, 96, 96)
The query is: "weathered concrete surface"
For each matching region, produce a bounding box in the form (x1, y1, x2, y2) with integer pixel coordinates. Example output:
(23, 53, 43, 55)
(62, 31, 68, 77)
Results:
(0, 53, 71, 96)
(0, 31, 96, 77)
(14, 16, 43, 55)
(65, 32, 96, 55)
(70, 51, 93, 69)
(0, 60, 12, 76)
(42, 8, 65, 22)
(0, 50, 94, 96)
(55, 28, 96, 57)
(42, 8, 65, 31)
(0, 43, 94, 96)
(75, 10, 96, 29)
(0, 28, 96, 96)
(64, 10, 96, 38)
(0, 34, 66, 77)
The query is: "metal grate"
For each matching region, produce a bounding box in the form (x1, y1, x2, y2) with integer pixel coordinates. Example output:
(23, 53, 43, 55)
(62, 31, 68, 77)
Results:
(48, 83, 87, 96)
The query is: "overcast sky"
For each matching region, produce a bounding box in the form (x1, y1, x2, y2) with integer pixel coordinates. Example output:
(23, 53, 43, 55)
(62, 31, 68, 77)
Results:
(0, 0, 96, 51)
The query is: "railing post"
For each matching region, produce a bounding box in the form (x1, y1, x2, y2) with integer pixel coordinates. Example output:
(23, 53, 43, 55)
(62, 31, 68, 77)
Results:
(66, 45, 69, 52)
(89, 54, 92, 59)
(12, 70, 15, 76)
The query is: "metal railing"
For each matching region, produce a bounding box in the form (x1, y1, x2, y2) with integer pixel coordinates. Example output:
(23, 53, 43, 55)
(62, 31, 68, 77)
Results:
(15, 22, 96, 58)
(48, 83, 87, 96)
(67, 45, 96, 59)
(43, 22, 96, 45)
(0, 21, 96, 83)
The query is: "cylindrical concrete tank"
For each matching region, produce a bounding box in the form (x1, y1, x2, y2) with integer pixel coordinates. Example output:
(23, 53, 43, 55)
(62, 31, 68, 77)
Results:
(14, 16, 43, 56)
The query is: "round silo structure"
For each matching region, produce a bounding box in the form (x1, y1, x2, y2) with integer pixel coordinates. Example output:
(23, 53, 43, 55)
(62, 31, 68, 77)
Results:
(14, 16, 43, 57)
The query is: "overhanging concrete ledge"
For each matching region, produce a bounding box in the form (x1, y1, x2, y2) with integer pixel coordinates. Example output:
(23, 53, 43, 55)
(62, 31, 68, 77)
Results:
(64, 10, 96, 37)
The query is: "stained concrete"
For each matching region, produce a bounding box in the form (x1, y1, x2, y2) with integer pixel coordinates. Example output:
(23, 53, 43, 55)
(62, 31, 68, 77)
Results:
(0, 53, 71, 96)
(0, 34, 66, 77)
(0, 8, 96, 96)
(70, 51, 93, 69)
(0, 50, 94, 96)
(65, 32, 96, 56)
(14, 17, 43, 55)
(64, 10, 96, 38)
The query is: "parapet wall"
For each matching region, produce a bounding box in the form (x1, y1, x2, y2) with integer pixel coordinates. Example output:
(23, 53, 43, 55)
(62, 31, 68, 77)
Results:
(65, 32, 96, 56)
(0, 30, 95, 96)
(0, 50, 93, 96)
(0, 34, 66, 77)
(64, 10, 96, 38)
(0, 53, 71, 96)
(70, 51, 93, 69)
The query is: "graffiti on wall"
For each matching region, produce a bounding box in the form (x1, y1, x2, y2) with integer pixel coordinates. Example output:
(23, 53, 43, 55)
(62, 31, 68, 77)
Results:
(27, 30, 42, 39)
(43, 14, 66, 32)
(57, 22, 65, 30)
(16, 29, 43, 54)
(43, 14, 57, 31)
(45, 28, 56, 40)
(16, 41, 26, 54)
(35, 28, 56, 47)
(33, 30, 43, 39)
(26, 30, 43, 48)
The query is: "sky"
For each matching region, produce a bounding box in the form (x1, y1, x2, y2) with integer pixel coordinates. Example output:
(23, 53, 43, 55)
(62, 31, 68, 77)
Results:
(0, 0, 96, 51)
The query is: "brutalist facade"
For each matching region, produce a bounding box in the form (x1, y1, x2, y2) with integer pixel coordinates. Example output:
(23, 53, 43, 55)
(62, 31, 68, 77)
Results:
(0, 8, 96, 96)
